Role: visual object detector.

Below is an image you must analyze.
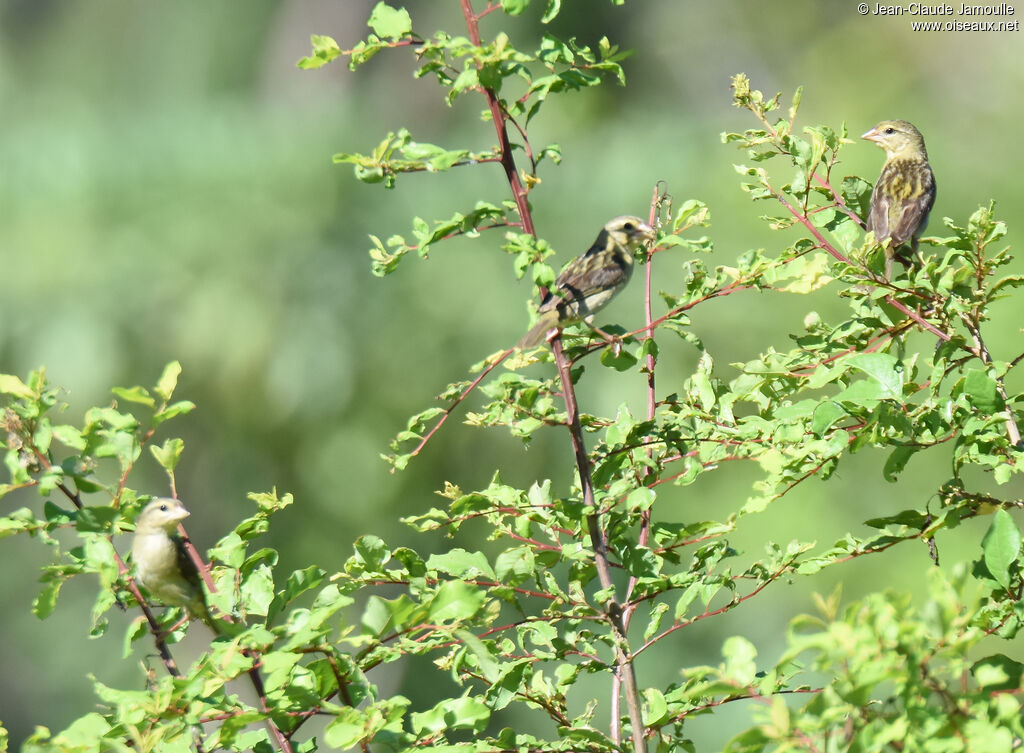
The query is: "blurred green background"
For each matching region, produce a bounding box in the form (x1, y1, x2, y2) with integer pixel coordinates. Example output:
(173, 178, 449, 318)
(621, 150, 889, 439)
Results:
(1, 0, 1021, 748)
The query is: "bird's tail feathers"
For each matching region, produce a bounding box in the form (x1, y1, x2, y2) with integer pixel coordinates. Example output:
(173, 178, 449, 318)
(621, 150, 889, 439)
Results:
(516, 312, 559, 349)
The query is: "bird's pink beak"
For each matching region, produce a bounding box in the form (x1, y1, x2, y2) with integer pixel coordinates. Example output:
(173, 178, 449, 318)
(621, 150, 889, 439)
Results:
(169, 505, 190, 522)
(861, 127, 881, 143)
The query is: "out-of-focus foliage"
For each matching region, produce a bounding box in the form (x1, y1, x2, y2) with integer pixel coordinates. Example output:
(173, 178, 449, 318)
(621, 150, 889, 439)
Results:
(0, 0, 1022, 751)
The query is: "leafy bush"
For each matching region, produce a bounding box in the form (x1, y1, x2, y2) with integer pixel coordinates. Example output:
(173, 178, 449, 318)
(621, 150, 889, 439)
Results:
(3, 2, 1022, 752)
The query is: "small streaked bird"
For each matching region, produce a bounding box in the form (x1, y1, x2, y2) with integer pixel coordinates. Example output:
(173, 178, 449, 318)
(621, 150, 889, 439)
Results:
(517, 215, 655, 348)
(131, 497, 211, 626)
(862, 119, 936, 279)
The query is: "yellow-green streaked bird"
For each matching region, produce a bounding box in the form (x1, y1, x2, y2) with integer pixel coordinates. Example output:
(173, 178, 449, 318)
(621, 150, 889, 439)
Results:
(862, 119, 936, 279)
(131, 497, 212, 625)
(517, 215, 655, 349)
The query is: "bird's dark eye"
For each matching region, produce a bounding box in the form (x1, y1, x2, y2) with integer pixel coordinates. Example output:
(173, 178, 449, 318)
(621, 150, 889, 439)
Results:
(159, 504, 168, 511)
(623, 222, 635, 231)
(884, 127, 895, 135)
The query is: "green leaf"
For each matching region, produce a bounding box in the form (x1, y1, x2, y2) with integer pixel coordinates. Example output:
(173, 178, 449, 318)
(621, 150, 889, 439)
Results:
(810, 401, 846, 437)
(240, 563, 276, 616)
(722, 635, 757, 684)
(971, 653, 1024, 690)
(456, 629, 500, 683)
(111, 385, 154, 407)
(297, 34, 342, 70)
(0, 373, 34, 399)
(981, 509, 1021, 590)
(428, 581, 486, 622)
(502, 0, 530, 16)
(410, 695, 490, 734)
(849, 353, 903, 397)
(625, 487, 655, 513)
(494, 547, 534, 584)
(353, 534, 391, 573)
(122, 616, 148, 658)
(486, 661, 531, 712)
(449, 66, 480, 102)
(427, 548, 495, 579)
(324, 707, 369, 749)
(51, 424, 87, 451)
(0, 508, 38, 538)
(963, 369, 1005, 412)
(541, 0, 562, 22)
(153, 400, 195, 425)
(33, 579, 63, 619)
(150, 438, 184, 473)
(75, 506, 118, 533)
(83, 536, 119, 587)
(281, 566, 326, 604)
(52, 713, 112, 749)
(882, 446, 916, 482)
(643, 687, 669, 726)
(368, 2, 412, 41)
(600, 345, 638, 371)
(154, 361, 182, 402)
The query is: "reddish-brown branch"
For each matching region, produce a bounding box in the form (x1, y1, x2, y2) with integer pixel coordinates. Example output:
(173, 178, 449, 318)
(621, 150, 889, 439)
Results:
(442, 504, 576, 540)
(553, 334, 646, 752)
(602, 281, 755, 347)
(959, 312, 1023, 451)
(474, 613, 594, 642)
(643, 187, 661, 423)
(789, 322, 913, 375)
(668, 686, 822, 725)
(633, 565, 790, 656)
(408, 349, 511, 460)
(458, 2, 645, 745)
(247, 666, 295, 753)
(355, 575, 568, 602)
(812, 172, 863, 227)
(879, 296, 951, 342)
(114, 425, 155, 503)
(460, 668, 575, 727)
(501, 102, 538, 174)
(551, 339, 613, 591)
(460, 0, 534, 236)
(620, 186, 662, 739)
(773, 190, 848, 263)
(475, 2, 503, 20)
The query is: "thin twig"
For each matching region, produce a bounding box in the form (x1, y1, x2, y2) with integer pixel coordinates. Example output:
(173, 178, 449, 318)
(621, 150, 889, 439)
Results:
(460, 0, 534, 236)
(460, 3, 642, 746)
(552, 339, 646, 753)
(959, 313, 1023, 450)
(812, 172, 863, 227)
(615, 185, 666, 739)
(248, 666, 296, 753)
(634, 565, 790, 656)
(883, 296, 952, 342)
(408, 349, 511, 459)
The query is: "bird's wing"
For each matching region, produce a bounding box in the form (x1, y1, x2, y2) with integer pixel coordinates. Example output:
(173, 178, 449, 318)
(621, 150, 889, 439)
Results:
(174, 534, 215, 622)
(545, 242, 629, 307)
(870, 161, 935, 247)
(867, 184, 893, 241)
(891, 181, 936, 247)
(174, 535, 205, 593)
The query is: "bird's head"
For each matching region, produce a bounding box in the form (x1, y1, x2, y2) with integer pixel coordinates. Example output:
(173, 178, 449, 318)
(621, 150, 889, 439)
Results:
(604, 215, 656, 252)
(862, 120, 928, 160)
(136, 497, 190, 533)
